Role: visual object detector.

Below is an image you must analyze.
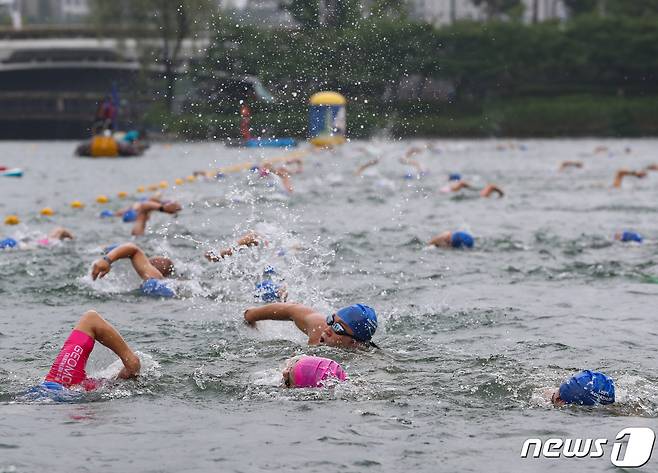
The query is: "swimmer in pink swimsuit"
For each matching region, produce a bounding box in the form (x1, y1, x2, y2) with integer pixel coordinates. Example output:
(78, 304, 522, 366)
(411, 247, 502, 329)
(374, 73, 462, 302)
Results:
(44, 310, 140, 390)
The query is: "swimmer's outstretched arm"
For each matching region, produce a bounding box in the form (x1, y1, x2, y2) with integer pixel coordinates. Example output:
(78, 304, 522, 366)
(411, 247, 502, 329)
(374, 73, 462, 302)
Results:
(131, 200, 181, 236)
(428, 231, 452, 247)
(354, 159, 380, 176)
(646, 164, 658, 171)
(205, 231, 262, 262)
(559, 160, 583, 171)
(49, 227, 74, 240)
(91, 243, 162, 281)
(480, 184, 504, 198)
(613, 169, 647, 188)
(450, 181, 471, 192)
(76, 310, 140, 379)
(243, 303, 323, 335)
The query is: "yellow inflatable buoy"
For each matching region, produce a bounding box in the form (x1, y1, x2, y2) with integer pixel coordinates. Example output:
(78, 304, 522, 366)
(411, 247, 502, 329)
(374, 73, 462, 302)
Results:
(117, 191, 128, 199)
(96, 195, 109, 204)
(4, 215, 20, 225)
(71, 200, 84, 209)
(159, 180, 168, 189)
(90, 135, 119, 157)
(175, 178, 184, 185)
(40, 207, 54, 216)
(186, 175, 196, 182)
(136, 186, 145, 193)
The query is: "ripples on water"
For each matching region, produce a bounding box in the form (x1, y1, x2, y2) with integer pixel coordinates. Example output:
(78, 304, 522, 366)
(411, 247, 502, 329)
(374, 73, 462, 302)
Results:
(1, 140, 657, 471)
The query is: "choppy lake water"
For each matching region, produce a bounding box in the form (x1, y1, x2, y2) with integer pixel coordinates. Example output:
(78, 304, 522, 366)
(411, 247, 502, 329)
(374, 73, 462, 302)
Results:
(1, 139, 657, 472)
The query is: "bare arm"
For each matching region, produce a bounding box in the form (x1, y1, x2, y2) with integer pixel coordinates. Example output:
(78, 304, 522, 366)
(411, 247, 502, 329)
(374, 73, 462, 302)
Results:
(75, 310, 140, 379)
(480, 184, 504, 198)
(132, 200, 181, 236)
(91, 243, 162, 281)
(205, 232, 263, 261)
(429, 231, 452, 247)
(243, 303, 324, 335)
(355, 159, 380, 176)
(49, 227, 74, 240)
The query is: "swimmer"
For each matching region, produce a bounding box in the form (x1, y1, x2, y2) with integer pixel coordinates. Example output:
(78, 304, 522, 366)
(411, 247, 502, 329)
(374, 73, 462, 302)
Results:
(558, 160, 583, 171)
(614, 231, 643, 243)
(613, 168, 647, 188)
(254, 266, 288, 302)
(645, 164, 658, 171)
(205, 231, 263, 262)
(38, 309, 140, 392)
(429, 231, 474, 249)
(282, 355, 347, 388)
(129, 199, 181, 237)
(550, 370, 615, 407)
(244, 302, 378, 349)
(1, 227, 74, 249)
(91, 242, 176, 297)
(257, 163, 294, 193)
(444, 180, 504, 198)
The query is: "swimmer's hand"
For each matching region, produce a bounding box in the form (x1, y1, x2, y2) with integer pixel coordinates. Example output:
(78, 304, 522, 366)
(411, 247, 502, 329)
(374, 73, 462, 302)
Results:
(205, 250, 221, 262)
(161, 201, 182, 214)
(243, 309, 257, 328)
(91, 259, 111, 280)
(117, 354, 141, 379)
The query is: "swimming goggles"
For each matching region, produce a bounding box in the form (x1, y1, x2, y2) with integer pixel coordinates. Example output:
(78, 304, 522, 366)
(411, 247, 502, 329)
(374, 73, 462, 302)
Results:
(326, 314, 353, 338)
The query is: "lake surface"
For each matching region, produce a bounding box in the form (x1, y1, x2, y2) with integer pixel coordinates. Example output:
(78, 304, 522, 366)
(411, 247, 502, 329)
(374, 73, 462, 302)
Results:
(1, 139, 657, 472)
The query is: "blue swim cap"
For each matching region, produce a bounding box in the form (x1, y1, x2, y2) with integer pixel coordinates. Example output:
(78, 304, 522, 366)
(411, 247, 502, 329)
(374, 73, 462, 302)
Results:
(403, 172, 414, 180)
(102, 244, 119, 255)
(254, 279, 281, 302)
(263, 265, 276, 276)
(0, 237, 17, 249)
(140, 278, 175, 298)
(100, 210, 114, 218)
(122, 209, 138, 223)
(449, 173, 462, 181)
(335, 304, 378, 343)
(559, 370, 615, 406)
(621, 231, 643, 243)
(451, 231, 474, 248)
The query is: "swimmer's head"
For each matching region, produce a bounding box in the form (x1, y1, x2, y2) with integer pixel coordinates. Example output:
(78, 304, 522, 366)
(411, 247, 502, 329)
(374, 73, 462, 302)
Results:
(0, 237, 18, 249)
(282, 355, 347, 388)
(149, 257, 175, 278)
(448, 173, 462, 181)
(321, 304, 378, 348)
(615, 231, 643, 243)
(122, 208, 138, 223)
(451, 231, 474, 249)
(100, 210, 114, 218)
(553, 370, 615, 406)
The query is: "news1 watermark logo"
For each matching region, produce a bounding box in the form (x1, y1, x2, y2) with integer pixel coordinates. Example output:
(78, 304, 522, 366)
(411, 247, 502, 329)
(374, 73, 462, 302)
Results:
(521, 427, 656, 467)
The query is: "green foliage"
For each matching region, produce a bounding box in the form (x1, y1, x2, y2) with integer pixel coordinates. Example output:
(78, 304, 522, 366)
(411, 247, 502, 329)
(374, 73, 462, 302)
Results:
(607, 0, 658, 17)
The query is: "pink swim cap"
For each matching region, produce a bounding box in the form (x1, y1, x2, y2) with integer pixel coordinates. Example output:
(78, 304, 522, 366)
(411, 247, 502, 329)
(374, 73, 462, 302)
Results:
(37, 238, 51, 246)
(292, 356, 347, 388)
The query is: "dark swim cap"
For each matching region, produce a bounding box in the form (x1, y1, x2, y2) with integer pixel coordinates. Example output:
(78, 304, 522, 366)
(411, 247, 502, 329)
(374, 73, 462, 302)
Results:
(559, 370, 615, 406)
(451, 231, 474, 248)
(122, 209, 138, 223)
(335, 304, 378, 342)
(620, 231, 643, 243)
(449, 173, 462, 181)
(0, 238, 17, 249)
(141, 278, 175, 298)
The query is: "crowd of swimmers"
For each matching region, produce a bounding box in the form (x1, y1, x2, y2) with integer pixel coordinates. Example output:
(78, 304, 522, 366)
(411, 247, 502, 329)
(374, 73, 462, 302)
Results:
(6, 142, 653, 406)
